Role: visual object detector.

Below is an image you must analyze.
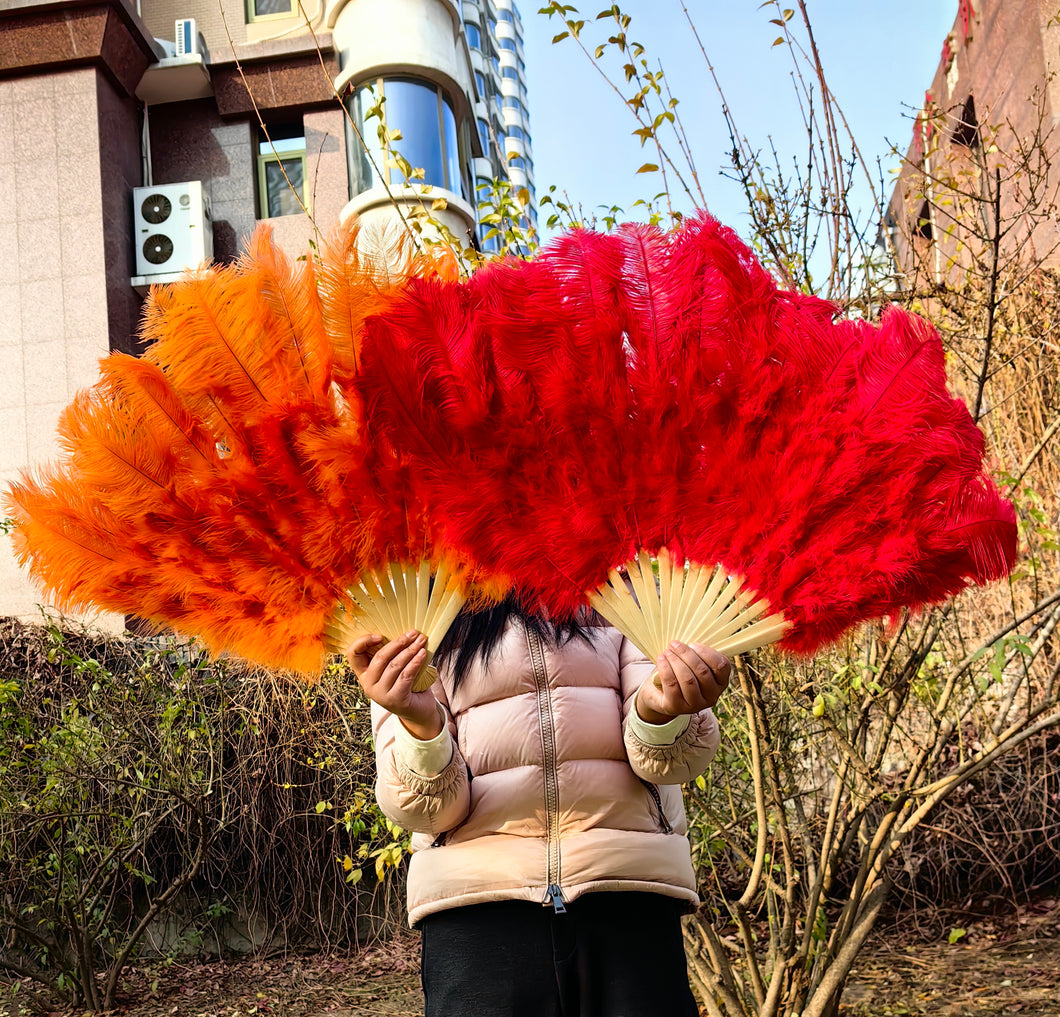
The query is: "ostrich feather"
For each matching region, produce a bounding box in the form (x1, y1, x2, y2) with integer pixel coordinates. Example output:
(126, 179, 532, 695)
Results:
(8, 212, 1017, 682)
(6, 223, 464, 681)
(364, 212, 1016, 662)
(357, 233, 638, 618)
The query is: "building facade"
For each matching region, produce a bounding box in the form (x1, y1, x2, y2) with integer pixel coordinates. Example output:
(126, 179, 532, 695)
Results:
(463, 0, 536, 248)
(885, 0, 1060, 282)
(0, 0, 534, 621)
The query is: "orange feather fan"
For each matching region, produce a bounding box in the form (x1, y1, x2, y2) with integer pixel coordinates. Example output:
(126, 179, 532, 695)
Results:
(6, 223, 478, 682)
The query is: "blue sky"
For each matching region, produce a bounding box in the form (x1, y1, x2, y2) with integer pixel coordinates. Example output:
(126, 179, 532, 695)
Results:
(521, 1, 958, 239)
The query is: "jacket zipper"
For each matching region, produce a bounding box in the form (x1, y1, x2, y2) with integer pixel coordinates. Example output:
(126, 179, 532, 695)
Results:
(639, 777, 673, 834)
(526, 627, 566, 913)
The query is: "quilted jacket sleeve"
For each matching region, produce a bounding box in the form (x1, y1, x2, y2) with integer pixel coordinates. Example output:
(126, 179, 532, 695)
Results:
(617, 636, 722, 785)
(372, 691, 471, 837)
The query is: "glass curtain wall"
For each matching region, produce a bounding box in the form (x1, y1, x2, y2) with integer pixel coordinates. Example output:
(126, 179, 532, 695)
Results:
(348, 79, 465, 199)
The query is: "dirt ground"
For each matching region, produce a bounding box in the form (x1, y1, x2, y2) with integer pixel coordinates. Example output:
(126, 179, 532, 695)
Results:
(11, 898, 1060, 1017)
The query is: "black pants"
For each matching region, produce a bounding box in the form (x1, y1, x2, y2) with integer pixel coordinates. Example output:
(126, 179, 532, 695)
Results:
(419, 891, 699, 1017)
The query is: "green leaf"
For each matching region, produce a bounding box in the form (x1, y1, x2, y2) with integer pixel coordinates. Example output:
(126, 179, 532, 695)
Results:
(552, 31, 569, 43)
(948, 927, 967, 944)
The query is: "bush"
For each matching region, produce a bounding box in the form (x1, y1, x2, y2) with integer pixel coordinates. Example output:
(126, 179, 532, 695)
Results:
(0, 620, 404, 1012)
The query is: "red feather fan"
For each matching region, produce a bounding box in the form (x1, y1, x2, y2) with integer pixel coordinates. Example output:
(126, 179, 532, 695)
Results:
(7, 224, 476, 681)
(357, 228, 637, 617)
(358, 212, 1016, 663)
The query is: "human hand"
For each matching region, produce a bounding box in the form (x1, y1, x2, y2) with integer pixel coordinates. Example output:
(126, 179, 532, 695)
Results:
(635, 641, 731, 725)
(347, 630, 443, 740)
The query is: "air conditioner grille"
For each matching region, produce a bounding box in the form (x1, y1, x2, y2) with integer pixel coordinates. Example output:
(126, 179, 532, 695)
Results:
(132, 181, 211, 278)
(143, 234, 175, 265)
(141, 194, 173, 224)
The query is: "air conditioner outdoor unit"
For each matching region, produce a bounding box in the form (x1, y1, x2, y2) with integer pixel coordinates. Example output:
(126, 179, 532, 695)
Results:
(175, 18, 203, 57)
(132, 181, 213, 277)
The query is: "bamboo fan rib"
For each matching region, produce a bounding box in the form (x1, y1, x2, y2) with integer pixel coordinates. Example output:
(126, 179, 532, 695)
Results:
(323, 560, 466, 691)
(588, 549, 790, 677)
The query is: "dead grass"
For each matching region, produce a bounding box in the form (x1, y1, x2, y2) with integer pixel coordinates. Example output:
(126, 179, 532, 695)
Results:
(9, 897, 1059, 1017)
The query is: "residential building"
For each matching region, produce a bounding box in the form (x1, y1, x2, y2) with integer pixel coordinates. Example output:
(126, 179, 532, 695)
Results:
(885, 0, 1060, 282)
(0, 0, 534, 621)
(463, 0, 537, 249)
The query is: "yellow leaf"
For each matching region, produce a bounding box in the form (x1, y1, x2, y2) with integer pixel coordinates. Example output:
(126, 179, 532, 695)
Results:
(431, 198, 448, 211)
(636, 163, 659, 173)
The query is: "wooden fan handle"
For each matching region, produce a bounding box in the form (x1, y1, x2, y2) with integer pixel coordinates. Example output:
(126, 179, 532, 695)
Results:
(412, 662, 438, 693)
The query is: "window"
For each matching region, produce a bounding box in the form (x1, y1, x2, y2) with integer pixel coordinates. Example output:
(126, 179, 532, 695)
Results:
(502, 95, 522, 111)
(499, 9, 514, 22)
(508, 155, 526, 171)
(502, 66, 519, 81)
(247, 0, 294, 20)
(914, 200, 933, 241)
(257, 124, 305, 218)
(474, 71, 487, 99)
(498, 37, 517, 52)
(952, 93, 979, 148)
(349, 79, 464, 197)
(506, 125, 525, 142)
(477, 117, 491, 154)
(465, 21, 482, 49)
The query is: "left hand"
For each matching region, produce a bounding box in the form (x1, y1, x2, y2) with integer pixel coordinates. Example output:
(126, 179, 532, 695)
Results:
(635, 641, 731, 725)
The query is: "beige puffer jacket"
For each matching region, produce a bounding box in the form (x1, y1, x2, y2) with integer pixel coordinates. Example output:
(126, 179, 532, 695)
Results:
(372, 619, 720, 925)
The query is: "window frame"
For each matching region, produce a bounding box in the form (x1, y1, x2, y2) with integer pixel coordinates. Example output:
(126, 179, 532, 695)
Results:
(477, 117, 492, 156)
(246, 0, 296, 23)
(256, 138, 307, 219)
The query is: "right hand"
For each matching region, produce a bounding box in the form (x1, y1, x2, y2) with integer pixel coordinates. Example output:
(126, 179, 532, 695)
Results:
(347, 630, 443, 741)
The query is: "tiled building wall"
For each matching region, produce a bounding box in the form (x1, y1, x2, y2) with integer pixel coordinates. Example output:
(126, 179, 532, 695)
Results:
(141, 0, 253, 59)
(150, 101, 349, 261)
(265, 106, 350, 253)
(889, 0, 1060, 277)
(141, 0, 322, 57)
(0, 67, 126, 630)
(150, 99, 257, 262)
(99, 72, 150, 354)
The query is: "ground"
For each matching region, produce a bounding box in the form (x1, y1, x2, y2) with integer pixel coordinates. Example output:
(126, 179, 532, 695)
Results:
(10, 899, 1060, 1017)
